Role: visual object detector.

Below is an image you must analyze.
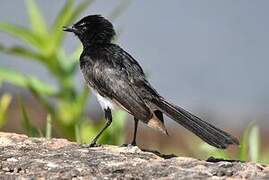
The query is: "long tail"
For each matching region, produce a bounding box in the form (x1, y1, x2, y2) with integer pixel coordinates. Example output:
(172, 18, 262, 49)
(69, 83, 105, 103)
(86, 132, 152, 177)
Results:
(151, 98, 239, 149)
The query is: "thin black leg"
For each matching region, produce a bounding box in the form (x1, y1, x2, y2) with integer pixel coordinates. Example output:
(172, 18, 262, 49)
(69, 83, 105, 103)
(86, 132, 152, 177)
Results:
(131, 117, 139, 146)
(90, 107, 112, 147)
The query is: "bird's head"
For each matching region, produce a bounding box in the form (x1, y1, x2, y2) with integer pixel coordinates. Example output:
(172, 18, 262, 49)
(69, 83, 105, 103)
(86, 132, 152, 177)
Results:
(63, 15, 115, 46)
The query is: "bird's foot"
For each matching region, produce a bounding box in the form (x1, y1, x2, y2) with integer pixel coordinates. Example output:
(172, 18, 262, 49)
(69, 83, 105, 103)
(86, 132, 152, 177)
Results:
(89, 142, 100, 147)
(81, 141, 101, 148)
(120, 141, 137, 147)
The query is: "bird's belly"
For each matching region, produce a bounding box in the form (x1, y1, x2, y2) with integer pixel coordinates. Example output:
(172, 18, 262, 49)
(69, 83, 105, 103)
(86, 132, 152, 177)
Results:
(90, 87, 115, 110)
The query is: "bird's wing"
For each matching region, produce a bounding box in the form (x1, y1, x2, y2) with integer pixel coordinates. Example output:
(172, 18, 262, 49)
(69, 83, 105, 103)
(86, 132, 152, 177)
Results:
(87, 45, 153, 121)
(92, 63, 152, 121)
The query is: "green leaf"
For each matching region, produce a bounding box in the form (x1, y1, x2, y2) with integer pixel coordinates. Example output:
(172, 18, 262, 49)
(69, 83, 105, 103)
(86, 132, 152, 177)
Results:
(26, 0, 48, 36)
(0, 22, 42, 48)
(53, 0, 74, 30)
(0, 68, 30, 87)
(0, 94, 12, 128)
(0, 45, 45, 62)
(19, 97, 40, 137)
(0, 68, 57, 96)
(248, 125, 260, 162)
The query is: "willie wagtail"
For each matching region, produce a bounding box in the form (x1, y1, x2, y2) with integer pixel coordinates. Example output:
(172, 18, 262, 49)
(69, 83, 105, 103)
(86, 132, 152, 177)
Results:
(63, 15, 239, 148)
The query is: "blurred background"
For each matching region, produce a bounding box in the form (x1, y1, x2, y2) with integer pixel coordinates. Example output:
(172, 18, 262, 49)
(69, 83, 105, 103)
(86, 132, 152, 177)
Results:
(0, 0, 268, 163)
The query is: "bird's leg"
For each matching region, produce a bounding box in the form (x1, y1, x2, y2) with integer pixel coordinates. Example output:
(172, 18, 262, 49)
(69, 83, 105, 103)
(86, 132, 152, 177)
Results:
(89, 107, 112, 147)
(120, 117, 139, 147)
(131, 117, 139, 146)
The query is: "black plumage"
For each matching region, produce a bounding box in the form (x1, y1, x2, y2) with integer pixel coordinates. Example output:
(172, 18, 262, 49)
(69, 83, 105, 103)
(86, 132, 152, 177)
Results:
(63, 15, 239, 148)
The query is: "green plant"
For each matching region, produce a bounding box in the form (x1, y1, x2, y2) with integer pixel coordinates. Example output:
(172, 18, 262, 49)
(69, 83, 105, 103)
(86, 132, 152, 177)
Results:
(0, 0, 129, 145)
(199, 143, 231, 160)
(239, 122, 262, 163)
(0, 94, 12, 128)
(19, 96, 41, 137)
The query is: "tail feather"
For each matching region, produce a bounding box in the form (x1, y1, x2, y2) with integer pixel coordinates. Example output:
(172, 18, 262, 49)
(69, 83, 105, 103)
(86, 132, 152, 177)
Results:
(151, 98, 239, 149)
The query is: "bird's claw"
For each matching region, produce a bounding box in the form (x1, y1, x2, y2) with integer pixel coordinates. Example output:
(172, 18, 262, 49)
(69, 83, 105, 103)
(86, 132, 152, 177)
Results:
(80, 142, 100, 148)
(120, 142, 137, 147)
(89, 142, 100, 147)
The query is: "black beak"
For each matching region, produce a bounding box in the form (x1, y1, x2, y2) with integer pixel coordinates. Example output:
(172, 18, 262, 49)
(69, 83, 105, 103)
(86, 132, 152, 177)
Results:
(63, 26, 76, 33)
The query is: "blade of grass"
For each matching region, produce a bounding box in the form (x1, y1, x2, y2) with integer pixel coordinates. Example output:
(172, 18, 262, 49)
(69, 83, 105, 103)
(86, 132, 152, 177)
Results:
(46, 114, 52, 139)
(29, 85, 56, 117)
(19, 96, 39, 137)
(75, 122, 81, 143)
(239, 123, 251, 161)
(249, 125, 260, 162)
(0, 94, 12, 128)
(238, 122, 259, 161)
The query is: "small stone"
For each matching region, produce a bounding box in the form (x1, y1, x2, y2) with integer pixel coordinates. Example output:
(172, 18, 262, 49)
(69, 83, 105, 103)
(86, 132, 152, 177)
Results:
(226, 170, 233, 177)
(217, 170, 225, 177)
(47, 162, 59, 169)
(6, 157, 18, 162)
(2, 167, 10, 172)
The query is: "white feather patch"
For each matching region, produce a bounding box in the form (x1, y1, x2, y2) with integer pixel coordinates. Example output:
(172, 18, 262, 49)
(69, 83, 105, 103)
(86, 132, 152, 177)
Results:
(90, 87, 115, 110)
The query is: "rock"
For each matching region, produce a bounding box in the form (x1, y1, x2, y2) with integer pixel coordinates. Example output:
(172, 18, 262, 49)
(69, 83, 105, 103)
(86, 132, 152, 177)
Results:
(0, 132, 268, 179)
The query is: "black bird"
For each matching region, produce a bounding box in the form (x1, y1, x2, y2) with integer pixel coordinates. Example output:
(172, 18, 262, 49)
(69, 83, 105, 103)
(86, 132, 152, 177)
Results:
(63, 15, 239, 148)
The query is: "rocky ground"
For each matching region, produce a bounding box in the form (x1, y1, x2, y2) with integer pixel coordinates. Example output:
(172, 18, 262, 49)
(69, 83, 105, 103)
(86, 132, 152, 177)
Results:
(0, 132, 268, 179)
